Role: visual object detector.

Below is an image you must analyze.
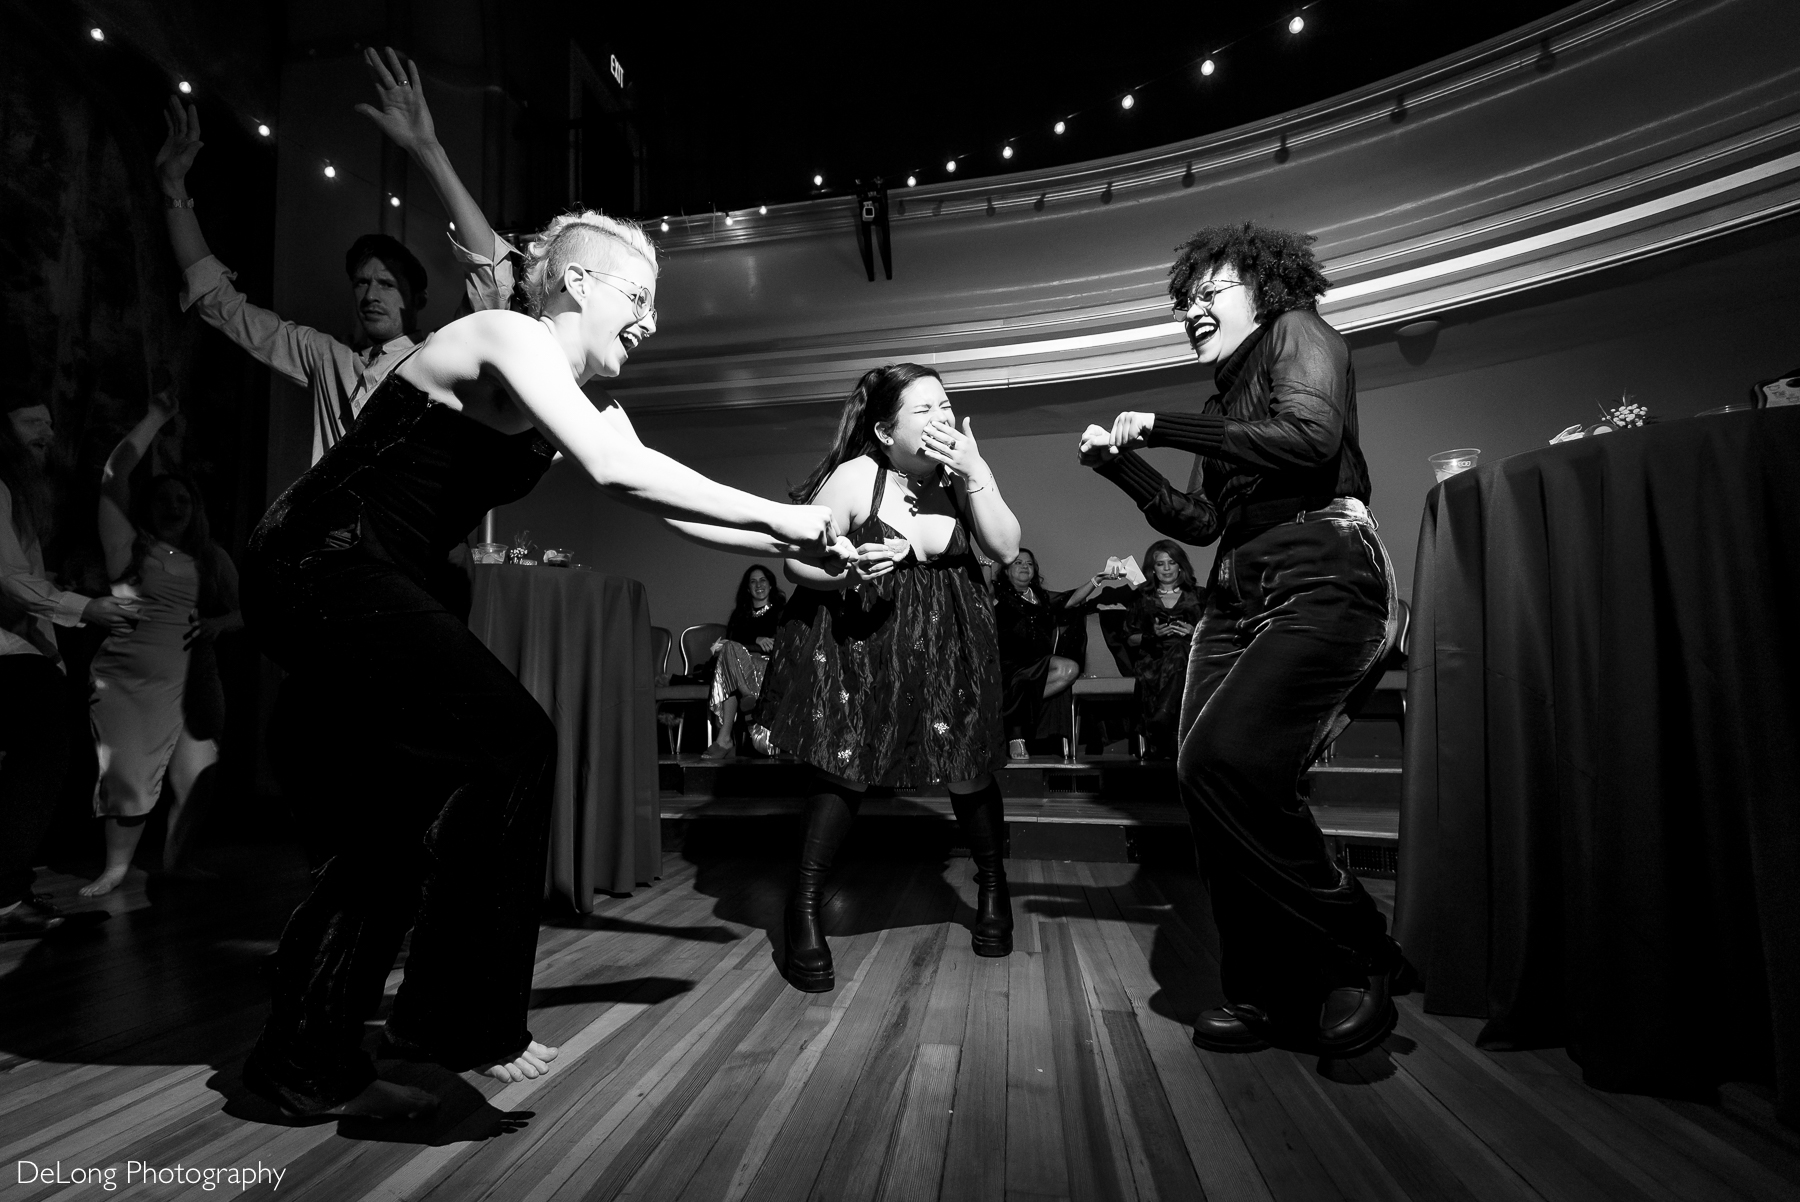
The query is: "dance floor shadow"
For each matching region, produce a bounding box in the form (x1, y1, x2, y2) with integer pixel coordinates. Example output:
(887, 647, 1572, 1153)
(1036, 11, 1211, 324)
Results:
(541, 912, 738, 942)
(529, 977, 693, 1011)
(211, 1058, 535, 1145)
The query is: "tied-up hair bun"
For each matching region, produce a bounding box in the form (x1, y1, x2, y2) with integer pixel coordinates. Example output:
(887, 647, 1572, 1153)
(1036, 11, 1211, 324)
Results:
(522, 210, 659, 317)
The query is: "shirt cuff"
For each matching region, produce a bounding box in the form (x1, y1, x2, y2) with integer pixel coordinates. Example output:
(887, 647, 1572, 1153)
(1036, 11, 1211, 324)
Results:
(53, 590, 89, 627)
(179, 255, 233, 312)
(1147, 411, 1228, 455)
(1094, 450, 1167, 507)
(447, 229, 520, 267)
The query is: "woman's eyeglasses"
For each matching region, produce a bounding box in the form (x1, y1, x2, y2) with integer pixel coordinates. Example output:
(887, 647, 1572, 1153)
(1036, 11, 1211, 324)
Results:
(569, 264, 656, 324)
(1171, 279, 1244, 316)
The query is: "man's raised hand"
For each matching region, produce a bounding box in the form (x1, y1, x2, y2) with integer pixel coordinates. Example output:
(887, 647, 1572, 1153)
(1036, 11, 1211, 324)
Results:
(156, 98, 203, 196)
(353, 46, 437, 155)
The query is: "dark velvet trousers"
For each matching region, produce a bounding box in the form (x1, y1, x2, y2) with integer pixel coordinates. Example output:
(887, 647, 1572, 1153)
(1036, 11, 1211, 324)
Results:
(0, 654, 73, 909)
(1178, 504, 1400, 1018)
(244, 547, 555, 1114)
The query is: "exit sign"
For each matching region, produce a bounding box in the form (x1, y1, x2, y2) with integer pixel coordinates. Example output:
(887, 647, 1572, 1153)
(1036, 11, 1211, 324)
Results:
(609, 54, 624, 88)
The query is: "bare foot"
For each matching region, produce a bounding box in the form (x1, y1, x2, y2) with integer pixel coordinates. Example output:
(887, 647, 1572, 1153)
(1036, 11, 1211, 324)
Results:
(476, 1041, 559, 1083)
(78, 868, 129, 897)
(320, 1080, 438, 1119)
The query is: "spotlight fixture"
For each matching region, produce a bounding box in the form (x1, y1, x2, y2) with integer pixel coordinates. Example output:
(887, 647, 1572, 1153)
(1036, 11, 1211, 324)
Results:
(660, 219, 670, 231)
(256, 123, 271, 137)
(1121, 93, 1135, 110)
(1288, 14, 1305, 34)
(1002, 145, 1013, 160)
(322, 164, 336, 179)
(1201, 58, 1216, 76)
(389, 195, 400, 208)
(1054, 120, 1066, 135)
(812, 173, 823, 186)
(177, 80, 192, 95)
(906, 175, 917, 187)
(89, 26, 104, 41)
(758, 204, 767, 214)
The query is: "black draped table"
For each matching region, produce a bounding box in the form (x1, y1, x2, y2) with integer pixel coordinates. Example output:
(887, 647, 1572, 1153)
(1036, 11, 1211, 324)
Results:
(1394, 407, 1800, 1121)
(469, 564, 659, 912)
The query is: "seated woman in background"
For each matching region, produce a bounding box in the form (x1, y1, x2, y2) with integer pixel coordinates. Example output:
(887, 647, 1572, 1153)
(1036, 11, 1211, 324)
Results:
(82, 392, 242, 896)
(993, 547, 1128, 759)
(703, 563, 785, 760)
(1125, 539, 1203, 761)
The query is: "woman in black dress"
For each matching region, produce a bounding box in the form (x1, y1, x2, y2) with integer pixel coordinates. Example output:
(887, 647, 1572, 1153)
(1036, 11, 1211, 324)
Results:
(241, 210, 840, 1120)
(992, 548, 1126, 758)
(703, 563, 784, 759)
(1123, 540, 1203, 761)
(760, 363, 1022, 991)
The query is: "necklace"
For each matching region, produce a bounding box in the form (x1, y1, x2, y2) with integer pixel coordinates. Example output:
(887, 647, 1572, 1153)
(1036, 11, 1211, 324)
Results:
(751, 602, 771, 616)
(1157, 584, 1180, 595)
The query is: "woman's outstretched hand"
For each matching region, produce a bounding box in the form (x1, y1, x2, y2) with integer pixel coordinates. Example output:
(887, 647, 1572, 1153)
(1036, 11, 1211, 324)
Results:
(155, 98, 203, 196)
(353, 46, 437, 155)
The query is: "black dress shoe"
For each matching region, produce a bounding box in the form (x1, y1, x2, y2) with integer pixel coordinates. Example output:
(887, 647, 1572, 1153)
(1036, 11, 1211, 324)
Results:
(1192, 1004, 1273, 1052)
(1318, 971, 1398, 1058)
(0, 897, 65, 941)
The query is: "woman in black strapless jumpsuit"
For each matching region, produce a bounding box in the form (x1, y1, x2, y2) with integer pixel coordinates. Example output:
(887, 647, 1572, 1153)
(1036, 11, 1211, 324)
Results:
(239, 211, 838, 1119)
(759, 363, 1022, 993)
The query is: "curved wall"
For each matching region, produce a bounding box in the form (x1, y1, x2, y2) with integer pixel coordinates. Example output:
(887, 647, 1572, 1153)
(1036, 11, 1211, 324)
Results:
(609, 0, 1800, 414)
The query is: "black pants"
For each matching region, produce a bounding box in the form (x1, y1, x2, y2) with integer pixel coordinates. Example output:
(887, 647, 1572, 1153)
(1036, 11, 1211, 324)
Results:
(244, 547, 555, 1114)
(1178, 502, 1399, 1017)
(0, 654, 73, 909)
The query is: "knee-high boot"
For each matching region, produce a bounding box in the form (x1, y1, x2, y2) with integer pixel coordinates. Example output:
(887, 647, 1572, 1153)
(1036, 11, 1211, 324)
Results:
(781, 785, 862, 992)
(951, 781, 1013, 957)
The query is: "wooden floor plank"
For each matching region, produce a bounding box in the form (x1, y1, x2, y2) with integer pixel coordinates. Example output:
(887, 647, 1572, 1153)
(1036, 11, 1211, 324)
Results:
(1005, 915, 1067, 1202)
(939, 953, 1010, 1202)
(1040, 919, 1129, 1202)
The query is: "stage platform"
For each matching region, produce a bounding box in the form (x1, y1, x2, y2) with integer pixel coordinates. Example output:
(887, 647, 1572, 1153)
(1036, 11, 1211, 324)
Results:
(3, 842, 1795, 1202)
(662, 753, 1402, 874)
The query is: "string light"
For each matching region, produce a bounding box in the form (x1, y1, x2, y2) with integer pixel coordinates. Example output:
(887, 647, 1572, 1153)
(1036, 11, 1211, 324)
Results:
(945, 160, 957, 173)
(812, 173, 823, 186)
(1121, 93, 1135, 110)
(1054, 120, 1066, 135)
(660, 219, 670, 231)
(388, 195, 400, 207)
(724, 214, 734, 224)
(88, 27, 104, 41)
(1201, 59, 1216, 76)
(177, 80, 192, 95)
(1289, 14, 1305, 34)
(906, 175, 917, 187)
(322, 164, 336, 179)
(1002, 145, 1013, 159)
(758, 204, 767, 214)
(256, 123, 271, 137)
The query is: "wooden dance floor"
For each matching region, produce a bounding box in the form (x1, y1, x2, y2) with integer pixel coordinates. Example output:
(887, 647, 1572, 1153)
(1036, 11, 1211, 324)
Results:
(3, 840, 1796, 1202)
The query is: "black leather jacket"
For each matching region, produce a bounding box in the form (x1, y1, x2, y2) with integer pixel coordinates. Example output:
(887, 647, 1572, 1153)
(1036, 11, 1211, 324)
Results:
(1095, 308, 1371, 548)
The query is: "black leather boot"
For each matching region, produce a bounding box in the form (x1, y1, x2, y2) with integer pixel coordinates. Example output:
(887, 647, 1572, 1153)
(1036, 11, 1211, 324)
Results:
(951, 782, 1013, 957)
(781, 787, 862, 992)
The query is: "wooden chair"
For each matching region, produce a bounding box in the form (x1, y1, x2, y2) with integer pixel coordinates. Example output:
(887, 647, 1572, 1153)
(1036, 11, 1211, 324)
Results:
(1067, 611, 1137, 758)
(652, 622, 724, 755)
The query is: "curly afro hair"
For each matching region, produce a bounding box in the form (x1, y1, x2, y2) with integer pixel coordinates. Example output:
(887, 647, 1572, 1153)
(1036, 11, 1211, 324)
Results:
(1168, 222, 1331, 322)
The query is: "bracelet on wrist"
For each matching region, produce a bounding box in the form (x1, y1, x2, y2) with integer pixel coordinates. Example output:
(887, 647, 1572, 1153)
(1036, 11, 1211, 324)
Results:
(163, 194, 195, 210)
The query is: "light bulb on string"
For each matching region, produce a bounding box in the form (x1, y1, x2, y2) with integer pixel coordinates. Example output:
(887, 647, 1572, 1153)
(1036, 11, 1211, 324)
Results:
(945, 159, 957, 173)
(1288, 14, 1305, 34)
(812, 173, 823, 187)
(660, 219, 670, 232)
(759, 204, 767, 214)
(725, 214, 734, 225)
(1201, 58, 1216, 77)
(906, 175, 917, 187)
(322, 164, 336, 180)
(177, 80, 192, 95)
(389, 195, 400, 208)
(256, 123, 271, 137)
(1121, 93, 1135, 110)
(89, 27, 104, 41)
(1002, 145, 1013, 160)
(1054, 120, 1066, 135)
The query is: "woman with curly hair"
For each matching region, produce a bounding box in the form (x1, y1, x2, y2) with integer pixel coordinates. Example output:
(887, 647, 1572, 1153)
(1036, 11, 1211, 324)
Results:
(1080, 222, 1408, 1057)
(1123, 539, 1202, 761)
(239, 208, 841, 1121)
(702, 563, 785, 759)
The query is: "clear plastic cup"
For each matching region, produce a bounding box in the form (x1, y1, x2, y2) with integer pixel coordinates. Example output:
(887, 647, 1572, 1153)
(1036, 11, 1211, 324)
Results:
(472, 542, 507, 565)
(1429, 448, 1480, 483)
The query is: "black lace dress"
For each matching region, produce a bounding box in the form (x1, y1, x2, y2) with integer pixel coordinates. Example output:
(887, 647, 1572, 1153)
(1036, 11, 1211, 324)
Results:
(760, 459, 1006, 787)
